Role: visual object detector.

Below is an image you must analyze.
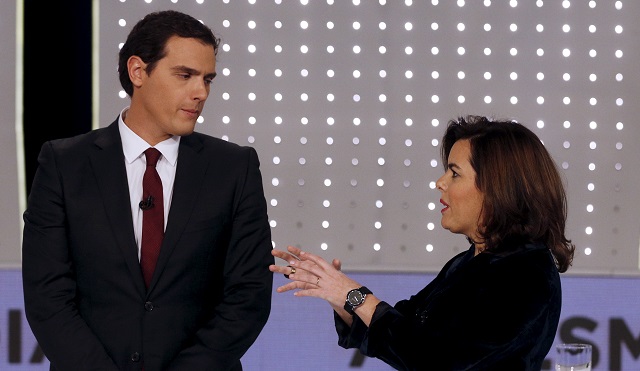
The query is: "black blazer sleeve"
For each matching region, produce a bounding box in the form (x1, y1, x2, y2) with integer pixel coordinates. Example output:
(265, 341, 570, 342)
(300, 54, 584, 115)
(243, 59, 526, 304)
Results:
(22, 140, 120, 370)
(335, 245, 561, 370)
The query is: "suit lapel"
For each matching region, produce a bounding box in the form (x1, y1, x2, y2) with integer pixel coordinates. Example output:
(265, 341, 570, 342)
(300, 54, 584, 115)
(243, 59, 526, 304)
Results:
(90, 122, 146, 295)
(148, 134, 208, 290)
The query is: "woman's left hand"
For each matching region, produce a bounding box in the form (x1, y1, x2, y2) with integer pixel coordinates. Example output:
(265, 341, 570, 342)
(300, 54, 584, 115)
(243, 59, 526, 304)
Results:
(269, 245, 362, 311)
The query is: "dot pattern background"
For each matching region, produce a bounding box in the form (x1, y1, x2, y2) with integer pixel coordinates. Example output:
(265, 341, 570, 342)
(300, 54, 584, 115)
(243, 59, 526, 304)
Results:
(99, 0, 640, 275)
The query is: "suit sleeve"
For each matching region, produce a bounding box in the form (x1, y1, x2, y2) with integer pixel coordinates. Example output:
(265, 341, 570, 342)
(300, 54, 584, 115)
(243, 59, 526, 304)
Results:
(167, 146, 273, 371)
(22, 142, 119, 370)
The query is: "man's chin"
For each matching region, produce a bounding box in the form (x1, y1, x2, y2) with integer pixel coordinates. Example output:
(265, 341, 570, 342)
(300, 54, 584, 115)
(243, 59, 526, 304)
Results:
(175, 125, 196, 137)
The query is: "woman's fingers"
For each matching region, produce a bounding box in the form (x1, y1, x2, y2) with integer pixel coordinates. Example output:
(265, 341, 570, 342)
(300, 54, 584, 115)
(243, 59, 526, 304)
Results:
(271, 248, 298, 262)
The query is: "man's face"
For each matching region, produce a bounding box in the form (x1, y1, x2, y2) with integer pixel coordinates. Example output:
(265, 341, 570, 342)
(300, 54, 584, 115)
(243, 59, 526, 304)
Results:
(133, 36, 217, 144)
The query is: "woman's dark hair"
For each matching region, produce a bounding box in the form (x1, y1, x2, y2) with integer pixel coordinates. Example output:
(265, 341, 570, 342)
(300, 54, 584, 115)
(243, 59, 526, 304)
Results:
(441, 115, 575, 272)
(118, 10, 220, 96)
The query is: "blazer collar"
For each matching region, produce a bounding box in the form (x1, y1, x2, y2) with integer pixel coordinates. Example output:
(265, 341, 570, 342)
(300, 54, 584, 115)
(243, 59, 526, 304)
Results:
(90, 121, 147, 295)
(146, 133, 209, 292)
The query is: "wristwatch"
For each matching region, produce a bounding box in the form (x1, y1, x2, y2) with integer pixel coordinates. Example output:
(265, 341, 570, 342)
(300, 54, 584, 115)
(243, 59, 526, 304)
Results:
(344, 286, 372, 315)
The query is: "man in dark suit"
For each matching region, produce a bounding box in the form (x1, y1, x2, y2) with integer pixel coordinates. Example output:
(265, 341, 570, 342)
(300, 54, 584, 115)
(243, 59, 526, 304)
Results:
(22, 10, 273, 370)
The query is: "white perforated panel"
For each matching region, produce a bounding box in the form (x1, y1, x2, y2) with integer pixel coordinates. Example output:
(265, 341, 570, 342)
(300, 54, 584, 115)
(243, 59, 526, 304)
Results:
(99, 0, 640, 275)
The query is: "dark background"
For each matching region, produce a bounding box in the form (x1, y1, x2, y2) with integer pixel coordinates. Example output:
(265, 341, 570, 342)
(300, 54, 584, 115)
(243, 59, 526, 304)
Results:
(23, 1, 92, 195)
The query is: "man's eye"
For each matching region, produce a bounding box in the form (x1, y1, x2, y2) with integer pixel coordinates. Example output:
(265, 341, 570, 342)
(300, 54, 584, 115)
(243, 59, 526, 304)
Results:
(205, 79, 214, 85)
(179, 74, 190, 80)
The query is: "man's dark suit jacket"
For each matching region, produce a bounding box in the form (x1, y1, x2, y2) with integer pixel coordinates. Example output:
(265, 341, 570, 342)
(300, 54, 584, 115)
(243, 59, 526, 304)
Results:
(22, 121, 274, 370)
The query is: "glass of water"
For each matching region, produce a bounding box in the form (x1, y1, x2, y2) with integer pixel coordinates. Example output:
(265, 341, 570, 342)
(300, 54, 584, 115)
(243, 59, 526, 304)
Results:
(555, 343, 592, 371)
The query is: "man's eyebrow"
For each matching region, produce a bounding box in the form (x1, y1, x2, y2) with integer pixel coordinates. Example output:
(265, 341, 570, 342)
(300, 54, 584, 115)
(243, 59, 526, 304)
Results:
(171, 65, 198, 74)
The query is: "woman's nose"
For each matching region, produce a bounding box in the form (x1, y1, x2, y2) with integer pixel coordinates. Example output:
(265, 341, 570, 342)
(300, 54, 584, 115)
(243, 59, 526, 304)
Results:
(436, 175, 446, 191)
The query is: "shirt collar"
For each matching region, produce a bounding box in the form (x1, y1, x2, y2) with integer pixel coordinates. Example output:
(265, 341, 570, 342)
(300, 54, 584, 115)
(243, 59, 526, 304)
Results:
(118, 107, 180, 166)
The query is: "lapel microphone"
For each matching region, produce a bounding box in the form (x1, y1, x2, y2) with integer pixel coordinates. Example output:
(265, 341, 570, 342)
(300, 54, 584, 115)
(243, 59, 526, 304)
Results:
(139, 195, 155, 210)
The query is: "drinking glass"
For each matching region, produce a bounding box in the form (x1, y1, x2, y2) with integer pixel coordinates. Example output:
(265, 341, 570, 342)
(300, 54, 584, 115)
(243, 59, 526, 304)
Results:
(555, 343, 592, 371)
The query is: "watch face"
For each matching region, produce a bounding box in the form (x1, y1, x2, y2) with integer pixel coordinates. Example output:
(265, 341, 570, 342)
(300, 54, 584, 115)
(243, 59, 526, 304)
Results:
(347, 289, 365, 306)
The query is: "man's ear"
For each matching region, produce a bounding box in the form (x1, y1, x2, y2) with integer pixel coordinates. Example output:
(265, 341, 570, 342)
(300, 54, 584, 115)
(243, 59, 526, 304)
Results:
(127, 56, 146, 88)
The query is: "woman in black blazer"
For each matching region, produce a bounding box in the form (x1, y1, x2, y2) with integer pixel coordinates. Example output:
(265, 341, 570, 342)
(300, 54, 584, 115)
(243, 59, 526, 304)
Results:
(270, 115, 575, 370)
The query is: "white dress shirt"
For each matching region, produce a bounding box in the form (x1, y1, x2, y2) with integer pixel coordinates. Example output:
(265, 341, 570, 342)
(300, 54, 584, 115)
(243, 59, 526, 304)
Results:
(118, 108, 180, 260)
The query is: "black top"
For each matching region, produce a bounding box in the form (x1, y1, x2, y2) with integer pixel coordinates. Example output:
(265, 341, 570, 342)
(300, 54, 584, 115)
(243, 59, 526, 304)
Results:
(335, 242, 561, 370)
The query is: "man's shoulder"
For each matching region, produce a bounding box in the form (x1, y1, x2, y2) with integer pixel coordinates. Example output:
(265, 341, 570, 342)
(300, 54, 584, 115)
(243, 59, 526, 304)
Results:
(184, 131, 255, 155)
(46, 125, 113, 153)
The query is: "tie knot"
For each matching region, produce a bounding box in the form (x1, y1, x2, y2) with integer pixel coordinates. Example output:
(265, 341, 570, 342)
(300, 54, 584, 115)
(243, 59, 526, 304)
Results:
(144, 148, 162, 167)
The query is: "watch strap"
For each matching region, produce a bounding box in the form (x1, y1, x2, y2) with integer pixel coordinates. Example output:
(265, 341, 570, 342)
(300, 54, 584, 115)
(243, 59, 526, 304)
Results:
(343, 286, 372, 315)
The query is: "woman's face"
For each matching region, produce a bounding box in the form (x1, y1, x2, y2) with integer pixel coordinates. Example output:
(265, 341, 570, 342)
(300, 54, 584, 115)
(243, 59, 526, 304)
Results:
(436, 139, 485, 243)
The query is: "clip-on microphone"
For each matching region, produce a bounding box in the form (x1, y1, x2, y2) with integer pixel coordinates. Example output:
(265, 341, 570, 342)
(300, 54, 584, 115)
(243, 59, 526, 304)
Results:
(139, 195, 154, 210)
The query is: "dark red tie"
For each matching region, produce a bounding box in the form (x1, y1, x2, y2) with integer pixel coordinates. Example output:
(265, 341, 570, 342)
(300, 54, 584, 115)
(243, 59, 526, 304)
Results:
(140, 148, 164, 288)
